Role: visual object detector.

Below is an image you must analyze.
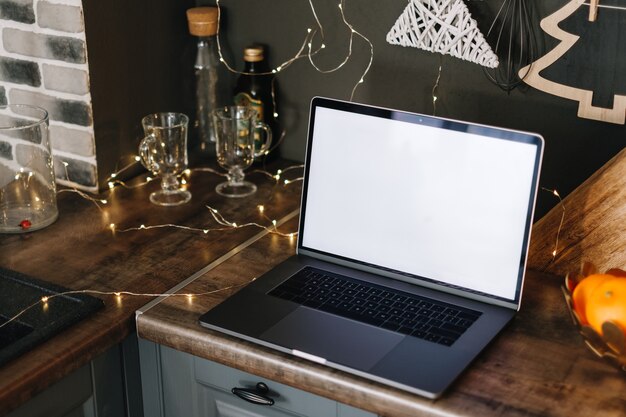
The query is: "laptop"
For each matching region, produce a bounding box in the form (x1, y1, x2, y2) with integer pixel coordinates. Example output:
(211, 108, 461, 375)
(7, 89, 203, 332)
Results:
(199, 97, 544, 399)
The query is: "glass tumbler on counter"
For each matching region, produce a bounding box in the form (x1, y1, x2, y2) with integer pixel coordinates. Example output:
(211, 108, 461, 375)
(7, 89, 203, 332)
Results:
(0, 104, 57, 233)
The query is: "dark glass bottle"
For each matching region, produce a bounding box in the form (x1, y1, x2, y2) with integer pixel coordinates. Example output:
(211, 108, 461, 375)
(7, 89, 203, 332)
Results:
(233, 45, 279, 161)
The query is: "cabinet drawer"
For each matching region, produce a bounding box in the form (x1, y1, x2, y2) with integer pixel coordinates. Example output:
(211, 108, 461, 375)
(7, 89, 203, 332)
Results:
(193, 356, 337, 417)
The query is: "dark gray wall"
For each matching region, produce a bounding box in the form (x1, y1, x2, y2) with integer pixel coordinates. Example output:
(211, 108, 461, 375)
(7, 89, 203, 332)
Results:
(84, 0, 624, 218)
(210, 0, 624, 218)
(83, 0, 196, 188)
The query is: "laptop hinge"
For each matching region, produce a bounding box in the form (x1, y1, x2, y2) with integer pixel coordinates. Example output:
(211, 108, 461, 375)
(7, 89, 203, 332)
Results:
(296, 248, 520, 311)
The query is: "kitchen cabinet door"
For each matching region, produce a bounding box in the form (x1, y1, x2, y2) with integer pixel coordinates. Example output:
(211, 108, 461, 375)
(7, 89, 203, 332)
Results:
(138, 338, 376, 417)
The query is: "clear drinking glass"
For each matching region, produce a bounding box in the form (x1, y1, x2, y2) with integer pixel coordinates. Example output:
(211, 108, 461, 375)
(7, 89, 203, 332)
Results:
(139, 112, 192, 206)
(213, 106, 272, 198)
(0, 104, 57, 233)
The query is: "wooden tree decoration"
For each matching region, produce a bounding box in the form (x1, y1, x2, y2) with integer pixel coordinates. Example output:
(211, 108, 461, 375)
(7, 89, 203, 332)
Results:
(520, 1, 626, 125)
(386, 0, 499, 68)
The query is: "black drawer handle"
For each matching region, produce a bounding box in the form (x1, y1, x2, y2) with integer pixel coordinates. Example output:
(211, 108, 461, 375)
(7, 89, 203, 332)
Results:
(231, 382, 275, 406)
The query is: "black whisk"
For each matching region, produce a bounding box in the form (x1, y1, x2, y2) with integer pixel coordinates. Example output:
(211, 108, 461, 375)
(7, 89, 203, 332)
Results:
(484, 0, 538, 93)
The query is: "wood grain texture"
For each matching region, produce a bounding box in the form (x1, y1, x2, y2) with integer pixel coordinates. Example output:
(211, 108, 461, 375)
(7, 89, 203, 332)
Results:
(0, 161, 302, 415)
(528, 147, 626, 276)
(137, 219, 626, 417)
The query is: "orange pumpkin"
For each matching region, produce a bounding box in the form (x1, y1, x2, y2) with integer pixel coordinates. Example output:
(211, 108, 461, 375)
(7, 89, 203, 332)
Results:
(585, 278, 626, 336)
(572, 273, 614, 324)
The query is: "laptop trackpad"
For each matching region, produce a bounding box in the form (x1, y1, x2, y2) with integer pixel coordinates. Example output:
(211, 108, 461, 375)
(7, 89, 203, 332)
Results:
(260, 307, 403, 370)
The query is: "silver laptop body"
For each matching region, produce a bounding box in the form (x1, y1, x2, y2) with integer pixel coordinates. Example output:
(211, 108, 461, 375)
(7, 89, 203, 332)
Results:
(200, 97, 544, 399)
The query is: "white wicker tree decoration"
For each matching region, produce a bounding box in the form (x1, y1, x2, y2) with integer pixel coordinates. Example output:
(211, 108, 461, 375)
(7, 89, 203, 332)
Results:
(387, 0, 499, 68)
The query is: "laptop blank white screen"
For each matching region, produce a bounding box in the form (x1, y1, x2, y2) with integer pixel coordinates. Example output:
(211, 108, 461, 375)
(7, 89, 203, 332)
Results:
(301, 105, 540, 302)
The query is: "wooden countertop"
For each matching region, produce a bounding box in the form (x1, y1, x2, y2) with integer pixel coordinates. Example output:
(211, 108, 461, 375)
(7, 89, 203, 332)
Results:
(136, 227, 626, 415)
(2, 159, 625, 417)
(0, 161, 302, 415)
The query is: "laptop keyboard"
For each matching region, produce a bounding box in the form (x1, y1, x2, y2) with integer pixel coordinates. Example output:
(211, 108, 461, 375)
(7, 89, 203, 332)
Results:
(269, 267, 482, 347)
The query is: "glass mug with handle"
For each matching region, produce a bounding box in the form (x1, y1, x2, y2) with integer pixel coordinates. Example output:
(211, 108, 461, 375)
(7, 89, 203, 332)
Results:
(139, 112, 192, 206)
(212, 106, 272, 198)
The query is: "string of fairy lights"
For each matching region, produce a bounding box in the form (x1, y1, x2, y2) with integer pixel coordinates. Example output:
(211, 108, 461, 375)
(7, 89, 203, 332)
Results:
(215, 0, 374, 104)
(109, 202, 297, 240)
(431, 57, 443, 116)
(0, 172, 567, 333)
(4, 281, 255, 329)
(103, 163, 304, 236)
(541, 187, 566, 260)
(0, 0, 568, 333)
(0, 161, 303, 332)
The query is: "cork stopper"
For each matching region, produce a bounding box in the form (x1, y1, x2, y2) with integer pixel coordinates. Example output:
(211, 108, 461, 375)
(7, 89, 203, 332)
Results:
(243, 45, 264, 63)
(186, 7, 218, 37)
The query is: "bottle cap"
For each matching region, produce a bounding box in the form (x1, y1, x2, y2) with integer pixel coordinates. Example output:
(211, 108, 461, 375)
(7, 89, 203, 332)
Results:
(186, 7, 219, 37)
(243, 45, 264, 62)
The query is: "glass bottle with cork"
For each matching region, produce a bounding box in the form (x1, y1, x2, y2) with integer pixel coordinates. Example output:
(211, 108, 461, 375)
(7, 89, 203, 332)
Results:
(186, 6, 230, 154)
(233, 45, 279, 162)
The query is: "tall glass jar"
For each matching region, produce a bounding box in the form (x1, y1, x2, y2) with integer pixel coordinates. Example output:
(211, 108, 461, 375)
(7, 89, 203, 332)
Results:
(186, 7, 230, 153)
(0, 104, 57, 233)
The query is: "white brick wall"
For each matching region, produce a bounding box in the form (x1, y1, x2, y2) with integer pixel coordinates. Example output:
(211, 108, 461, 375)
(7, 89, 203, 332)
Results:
(0, 0, 97, 192)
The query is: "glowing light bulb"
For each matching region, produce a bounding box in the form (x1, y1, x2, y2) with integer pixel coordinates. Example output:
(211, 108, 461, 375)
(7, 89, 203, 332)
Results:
(273, 112, 279, 118)
(146, 176, 152, 181)
(232, 222, 237, 227)
(111, 173, 117, 178)
(321, 44, 326, 49)
(134, 156, 141, 162)
(100, 199, 108, 204)
(272, 220, 277, 226)
(203, 229, 209, 234)
(41, 296, 49, 303)
(114, 292, 121, 297)
(433, 96, 438, 102)
(181, 179, 187, 185)
(184, 169, 191, 175)
(140, 224, 146, 229)
(109, 223, 116, 230)
(108, 182, 115, 189)
(258, 205, 265, 213)
(552, 250, 557, 257)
